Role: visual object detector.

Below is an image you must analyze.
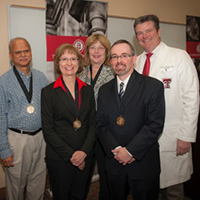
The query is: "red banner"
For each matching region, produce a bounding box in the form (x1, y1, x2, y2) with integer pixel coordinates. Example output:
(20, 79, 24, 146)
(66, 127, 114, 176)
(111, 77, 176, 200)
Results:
(46, 35, 87, 61)
(186, 41, 200, 58)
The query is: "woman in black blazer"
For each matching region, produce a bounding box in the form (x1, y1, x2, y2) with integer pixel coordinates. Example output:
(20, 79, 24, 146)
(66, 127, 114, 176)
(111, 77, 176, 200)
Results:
(41, 44, 96, 200)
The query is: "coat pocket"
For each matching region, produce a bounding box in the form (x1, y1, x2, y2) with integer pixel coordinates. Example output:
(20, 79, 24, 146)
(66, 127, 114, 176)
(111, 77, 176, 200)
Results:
(158, 122, 179, 152)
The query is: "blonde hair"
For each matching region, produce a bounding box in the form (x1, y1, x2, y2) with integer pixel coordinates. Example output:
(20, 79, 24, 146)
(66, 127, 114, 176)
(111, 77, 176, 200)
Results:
(85, 33, 111, 66)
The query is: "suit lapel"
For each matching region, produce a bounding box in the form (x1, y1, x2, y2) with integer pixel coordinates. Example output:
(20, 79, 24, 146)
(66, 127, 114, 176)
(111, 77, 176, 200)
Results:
(55, 87, 76, 117)
(110, 77, 120, 108)
(78, 86, 87, 116)
(121, 70, 142, 110)
(94, 64, 106, 88)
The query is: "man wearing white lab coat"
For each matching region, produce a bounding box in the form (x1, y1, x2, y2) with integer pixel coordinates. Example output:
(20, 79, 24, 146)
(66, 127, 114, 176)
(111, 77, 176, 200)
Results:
(134, 14, 199, 200)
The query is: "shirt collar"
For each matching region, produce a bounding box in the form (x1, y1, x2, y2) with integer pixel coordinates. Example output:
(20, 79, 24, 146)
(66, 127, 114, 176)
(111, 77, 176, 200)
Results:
(13, 66, 32, 78)
(143, 41, 163, 58)
(53, 75, 87, 92)
(152, 41, 163, 55)
(117, 74, 131, 91)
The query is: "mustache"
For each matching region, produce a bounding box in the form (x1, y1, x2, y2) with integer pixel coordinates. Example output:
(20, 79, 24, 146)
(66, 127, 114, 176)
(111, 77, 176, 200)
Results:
(19, 57, 28, 60)
(116, 62, 126, 67)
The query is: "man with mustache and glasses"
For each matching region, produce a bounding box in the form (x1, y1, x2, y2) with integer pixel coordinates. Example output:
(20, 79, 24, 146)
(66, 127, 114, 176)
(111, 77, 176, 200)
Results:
(96, 39, 165, 200)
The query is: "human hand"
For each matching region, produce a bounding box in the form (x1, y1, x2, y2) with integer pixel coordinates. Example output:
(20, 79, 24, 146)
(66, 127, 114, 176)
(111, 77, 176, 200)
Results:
(70, 151, 87, 166)
(176, 139, 191, 156)
(78, 161, 85, 171)
(112, 147, 135, 166)
(112, 146, 122, 155)
(2, 155, 14, 167)
(127, 157, 135, 164)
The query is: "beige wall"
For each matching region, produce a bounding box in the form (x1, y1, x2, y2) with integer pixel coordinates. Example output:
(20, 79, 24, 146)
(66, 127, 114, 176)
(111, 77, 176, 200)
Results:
(108, 0, 200, 25)
(0, 0, 200, 189)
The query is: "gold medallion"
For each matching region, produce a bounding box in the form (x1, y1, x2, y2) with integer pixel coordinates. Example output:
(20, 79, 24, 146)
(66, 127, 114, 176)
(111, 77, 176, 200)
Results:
(73, 118, 82, 130)
(116, 115, 125, 126)
(26, 104, 35, 114)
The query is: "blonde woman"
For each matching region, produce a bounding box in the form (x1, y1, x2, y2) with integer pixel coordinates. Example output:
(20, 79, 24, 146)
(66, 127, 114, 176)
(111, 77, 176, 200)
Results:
(78, 33, 114, 200)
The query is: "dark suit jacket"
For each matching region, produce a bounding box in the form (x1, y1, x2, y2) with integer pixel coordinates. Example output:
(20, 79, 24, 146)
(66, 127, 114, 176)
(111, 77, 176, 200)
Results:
(41, 77, 96, 163)
(97, 70, 165, 180)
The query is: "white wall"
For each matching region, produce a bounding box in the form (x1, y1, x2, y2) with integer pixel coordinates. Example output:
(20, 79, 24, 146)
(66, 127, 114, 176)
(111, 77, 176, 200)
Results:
(8, 5, 46, 75)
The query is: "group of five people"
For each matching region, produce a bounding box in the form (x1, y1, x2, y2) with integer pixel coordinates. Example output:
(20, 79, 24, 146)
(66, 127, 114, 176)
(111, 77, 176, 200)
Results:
(0, 14, 199, 200)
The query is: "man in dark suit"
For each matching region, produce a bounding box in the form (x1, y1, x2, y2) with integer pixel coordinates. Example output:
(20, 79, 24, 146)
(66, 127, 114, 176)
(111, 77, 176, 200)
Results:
(97, 39, 165, 200)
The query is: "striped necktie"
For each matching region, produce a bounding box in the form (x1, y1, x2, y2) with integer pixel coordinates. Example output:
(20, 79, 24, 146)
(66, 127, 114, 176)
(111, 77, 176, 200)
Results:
(118, 82, 125, 100)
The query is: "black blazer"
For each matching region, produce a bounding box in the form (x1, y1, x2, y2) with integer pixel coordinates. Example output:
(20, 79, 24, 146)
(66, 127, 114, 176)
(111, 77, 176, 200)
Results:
(97, 70, 165, 180)
(41, 78, 96, 163)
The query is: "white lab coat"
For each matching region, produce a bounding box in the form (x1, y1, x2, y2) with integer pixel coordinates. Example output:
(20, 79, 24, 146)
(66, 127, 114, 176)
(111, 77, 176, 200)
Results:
(136, 42, 199, 188)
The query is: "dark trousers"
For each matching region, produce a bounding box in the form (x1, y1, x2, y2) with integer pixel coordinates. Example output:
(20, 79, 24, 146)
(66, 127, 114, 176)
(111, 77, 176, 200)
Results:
(46, 157, 94, 200)
(107, 168, 159, 200)
(84, 139, 110, 200)
(95, 139, 110, 200)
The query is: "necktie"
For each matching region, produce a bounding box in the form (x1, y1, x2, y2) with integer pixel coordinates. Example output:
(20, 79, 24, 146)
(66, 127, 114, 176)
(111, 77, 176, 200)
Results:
(118, 82, 124, 100)
(142, 53, 153, 76)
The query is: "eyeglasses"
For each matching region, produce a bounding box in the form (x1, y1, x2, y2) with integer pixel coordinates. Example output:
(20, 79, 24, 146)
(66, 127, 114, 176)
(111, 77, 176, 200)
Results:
(89, 46, 105, 51)
(59, 57, 78, 63)
(110, 53, 133, 61)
